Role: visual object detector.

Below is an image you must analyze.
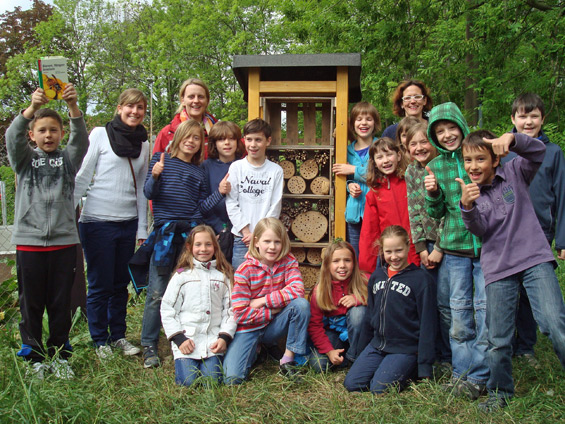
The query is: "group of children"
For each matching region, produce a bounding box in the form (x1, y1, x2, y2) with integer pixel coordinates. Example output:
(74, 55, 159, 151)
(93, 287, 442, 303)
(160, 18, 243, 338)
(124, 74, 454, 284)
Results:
(6, 78, 565, 414)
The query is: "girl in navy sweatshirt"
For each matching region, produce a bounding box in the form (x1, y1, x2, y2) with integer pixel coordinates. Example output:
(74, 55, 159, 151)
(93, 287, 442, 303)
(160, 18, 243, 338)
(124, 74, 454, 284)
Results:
(344, 225, 436, 394)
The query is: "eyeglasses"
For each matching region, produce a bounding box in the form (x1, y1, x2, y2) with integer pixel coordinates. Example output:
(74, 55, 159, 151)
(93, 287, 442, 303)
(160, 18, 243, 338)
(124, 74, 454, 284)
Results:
(402, 95, 425, 102)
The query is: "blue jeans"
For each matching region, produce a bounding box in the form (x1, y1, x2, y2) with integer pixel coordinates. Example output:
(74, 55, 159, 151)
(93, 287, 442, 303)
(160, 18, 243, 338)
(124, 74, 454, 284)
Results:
(223, 298, 310, 385)
(231, 236, 248, 271)
(140, 252, 170, 346)
(486, 262, 565, 398)
(175, 356, 222, 387)
(79, 220, 137, 346)
(346, 222, 362, 259)
(423, 241, 451, 363)
(512, 285, 537, 356)
(440, 254, 488, 385)
(308, 306, 367, 372)
(343, 343, 417, 394)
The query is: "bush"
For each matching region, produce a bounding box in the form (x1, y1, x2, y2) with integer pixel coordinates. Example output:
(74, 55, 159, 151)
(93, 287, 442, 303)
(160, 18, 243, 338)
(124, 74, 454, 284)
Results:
(0, 166, 15, 226)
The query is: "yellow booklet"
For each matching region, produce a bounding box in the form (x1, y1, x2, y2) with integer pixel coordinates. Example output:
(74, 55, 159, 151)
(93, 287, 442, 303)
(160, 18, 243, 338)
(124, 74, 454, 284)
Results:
(38, 56, 68, 100)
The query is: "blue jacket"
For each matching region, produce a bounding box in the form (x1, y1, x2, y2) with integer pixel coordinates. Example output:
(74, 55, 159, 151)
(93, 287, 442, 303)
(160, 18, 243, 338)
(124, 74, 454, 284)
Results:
(201, 158, 233, 233)
(503, 130, 565, 250)
(344, 140, 373, 224)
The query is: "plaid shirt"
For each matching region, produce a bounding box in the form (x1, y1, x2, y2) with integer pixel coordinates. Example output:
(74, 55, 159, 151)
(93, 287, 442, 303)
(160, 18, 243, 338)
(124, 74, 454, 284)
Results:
(424, 102, 481, 256)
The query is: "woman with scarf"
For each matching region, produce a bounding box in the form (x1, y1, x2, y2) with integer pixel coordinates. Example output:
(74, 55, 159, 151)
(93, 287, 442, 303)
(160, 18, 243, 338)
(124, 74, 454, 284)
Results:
(152, 78, 217, 158)
(74, 88, 149, 359)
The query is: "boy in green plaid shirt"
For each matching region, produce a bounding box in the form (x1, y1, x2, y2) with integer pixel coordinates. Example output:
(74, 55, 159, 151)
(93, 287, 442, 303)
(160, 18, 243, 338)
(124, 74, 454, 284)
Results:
(424, 102, 488, 400)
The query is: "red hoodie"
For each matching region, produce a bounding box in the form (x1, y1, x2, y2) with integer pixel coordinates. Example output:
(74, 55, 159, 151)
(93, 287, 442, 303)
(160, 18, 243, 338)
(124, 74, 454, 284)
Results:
(359, 174, 420, 274)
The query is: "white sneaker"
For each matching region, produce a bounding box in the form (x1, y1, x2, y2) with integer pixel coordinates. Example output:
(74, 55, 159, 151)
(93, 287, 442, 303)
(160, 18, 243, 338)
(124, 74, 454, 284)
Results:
(26, 362, 49, 380)
(96, 344, 113, 360)
(50, 358, 75, 380)
(111, 338, 141, 356)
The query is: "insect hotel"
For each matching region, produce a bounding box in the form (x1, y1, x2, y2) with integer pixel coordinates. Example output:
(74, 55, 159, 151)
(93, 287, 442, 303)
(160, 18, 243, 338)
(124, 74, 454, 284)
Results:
(233, 53, 362, 290)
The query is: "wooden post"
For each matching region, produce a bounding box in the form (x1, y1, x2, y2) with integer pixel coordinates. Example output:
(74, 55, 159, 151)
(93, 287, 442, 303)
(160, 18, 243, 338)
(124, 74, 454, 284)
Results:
(248, 67, 261, 121)
(335, 67, 349, 240)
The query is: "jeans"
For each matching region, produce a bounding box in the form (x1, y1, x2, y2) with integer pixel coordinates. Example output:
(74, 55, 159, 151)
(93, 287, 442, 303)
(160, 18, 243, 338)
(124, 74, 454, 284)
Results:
(79, 220, 137, 346)
(223, 298, 310, 385)
(423, 241, 451, 363)
(440, 254, 488, 385)
(343, 343, 417, 394)
(512, 285, 537, 356)
(486, 262, 565, 398)
(231, 236, 248, 271)
(175, 356, 222, 387)
(346, 221, 362, 259)
(140, 252, 171, 346)
(308, 306, 367, 372)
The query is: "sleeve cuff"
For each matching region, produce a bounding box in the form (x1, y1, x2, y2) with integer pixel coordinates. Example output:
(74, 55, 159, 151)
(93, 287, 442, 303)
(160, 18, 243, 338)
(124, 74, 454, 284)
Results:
(170, 332, 189, 348)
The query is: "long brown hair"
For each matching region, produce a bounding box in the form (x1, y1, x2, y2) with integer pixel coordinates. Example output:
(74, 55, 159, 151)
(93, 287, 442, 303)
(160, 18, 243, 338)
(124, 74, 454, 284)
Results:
(348, 101, 381, 141)
(366, 137, 410, 188)
(314, 241, 367, 312)
(175, 225, 233, 284)
(390, 80, 433, 117)
(169, 120, 205, 165)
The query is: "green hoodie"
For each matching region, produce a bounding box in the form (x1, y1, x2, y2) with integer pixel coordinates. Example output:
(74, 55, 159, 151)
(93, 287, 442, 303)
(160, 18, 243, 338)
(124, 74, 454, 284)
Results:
(424, 102, 481, 256)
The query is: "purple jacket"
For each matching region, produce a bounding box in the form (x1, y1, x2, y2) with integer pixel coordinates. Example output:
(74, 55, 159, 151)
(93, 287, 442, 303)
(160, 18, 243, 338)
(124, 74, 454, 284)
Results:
(461, 133, 556, 286)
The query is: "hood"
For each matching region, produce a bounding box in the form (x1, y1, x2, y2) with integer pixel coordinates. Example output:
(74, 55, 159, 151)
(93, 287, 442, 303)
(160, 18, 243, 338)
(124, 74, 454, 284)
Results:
(426, 102, 470, 155)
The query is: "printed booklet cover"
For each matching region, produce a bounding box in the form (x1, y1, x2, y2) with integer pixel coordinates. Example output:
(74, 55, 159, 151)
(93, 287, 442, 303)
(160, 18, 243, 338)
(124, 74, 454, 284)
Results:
(38, 56, 68, 100)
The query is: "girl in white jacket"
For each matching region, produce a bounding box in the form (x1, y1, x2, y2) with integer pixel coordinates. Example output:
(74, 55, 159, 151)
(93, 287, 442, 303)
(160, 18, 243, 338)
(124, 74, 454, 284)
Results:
(160, 225, 236, 386)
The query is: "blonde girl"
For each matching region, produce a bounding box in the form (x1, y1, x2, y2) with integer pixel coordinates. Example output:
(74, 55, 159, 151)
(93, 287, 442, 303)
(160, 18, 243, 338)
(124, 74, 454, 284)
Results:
(223, 217, 310, 384)
(395, 116, 421, 148)
(140, 119, 224, 368)
(160, 225, 236, 387)
(359, 137, 419, 274)
(332, 102, 381, 256)
(344, 225, 436, 394)
(307, 240, 368, 372)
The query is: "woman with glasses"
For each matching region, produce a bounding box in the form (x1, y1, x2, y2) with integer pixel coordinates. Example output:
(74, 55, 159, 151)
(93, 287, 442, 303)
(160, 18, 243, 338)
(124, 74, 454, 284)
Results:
(381, 80, 433, 139)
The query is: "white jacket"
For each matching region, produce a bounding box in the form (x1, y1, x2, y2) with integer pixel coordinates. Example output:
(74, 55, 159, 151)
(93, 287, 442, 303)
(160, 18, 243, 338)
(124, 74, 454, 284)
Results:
(160, 259, 236, 360)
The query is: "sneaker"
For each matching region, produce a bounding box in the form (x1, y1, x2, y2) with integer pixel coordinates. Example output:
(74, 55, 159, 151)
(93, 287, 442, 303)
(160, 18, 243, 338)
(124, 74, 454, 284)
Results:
(478, 394, 508, 413)
(26, 362, 49, 380)
(50, 358, 75, 380)
(143, 346, 160, 368)
(112, 338, 141, 356)
(516, 353, 541, 369)
(96, 344, 113, 360)
(279, 361, 303, 382)
(446, 379, 487, 400)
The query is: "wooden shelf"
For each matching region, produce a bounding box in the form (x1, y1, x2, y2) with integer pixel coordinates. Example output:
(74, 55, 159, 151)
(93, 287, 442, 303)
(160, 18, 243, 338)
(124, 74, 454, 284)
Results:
(290, 242, 329, 248)
(267, 145, 334, 151)
(282, 194, 332, 200)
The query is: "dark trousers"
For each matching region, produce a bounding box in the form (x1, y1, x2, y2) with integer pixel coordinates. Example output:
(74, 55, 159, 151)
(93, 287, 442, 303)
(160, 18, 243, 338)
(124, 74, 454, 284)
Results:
(79, 220, 137, 346)
(512, 285, 537, 356)
(17, 246, 77, 362)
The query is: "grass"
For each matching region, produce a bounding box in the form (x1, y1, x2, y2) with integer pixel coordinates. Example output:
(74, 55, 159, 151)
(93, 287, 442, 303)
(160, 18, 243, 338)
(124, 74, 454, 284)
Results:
(1, 265, 564, 423)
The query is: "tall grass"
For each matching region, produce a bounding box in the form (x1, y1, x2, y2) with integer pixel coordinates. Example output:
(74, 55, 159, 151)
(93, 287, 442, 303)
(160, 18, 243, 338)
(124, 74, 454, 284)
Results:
(1, 266, 564, 423)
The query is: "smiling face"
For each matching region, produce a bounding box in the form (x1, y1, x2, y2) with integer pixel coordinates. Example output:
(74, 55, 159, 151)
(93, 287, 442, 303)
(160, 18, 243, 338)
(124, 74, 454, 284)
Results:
(374, 147, 401, 176)
(434, 121, 463, 151)
(29, 117, 63, 153)
(353, 113, 376, 142)
(117, 101, 146, 128)
(192, 231, 215, 262)
(255, 228, 282, 268)
(407, 130, 437, 166)
(181, 84, 209, 121)
(401, 85, 427, 118)
(216, 137, 238, 163)
(382, 235, 409, 272)
(329, 248, 354, 282)
(244, 132, 271, 165)
(462, 146, 499, 185)
(511, 107, 544, 138)
(177, 132, 202, 163)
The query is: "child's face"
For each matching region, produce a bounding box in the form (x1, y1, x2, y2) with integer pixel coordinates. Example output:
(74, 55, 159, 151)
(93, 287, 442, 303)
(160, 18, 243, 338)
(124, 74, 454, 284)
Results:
(401, 85, 427, 118)
(329, 248, 354, 282)
(255, 228, 282, 268)
(399, 130, 407, 146)
(434, 121, 463, 151)
(407, 131, 436, 165)
(192, 231, 215, 262)
(177, 132, 201, 162)
(29, 117, 63, 153)
(353, 113, 376, 140)
(117, 101, 146, 128)
(382, 235, 409, 272)
(462, 146, 499, 185)
(374, 148, 401, 176)
(244, 132, 271, 164)
(511, 107, 544, 138)
(181, 84, 208, 120)
(216, 136, 238, 163)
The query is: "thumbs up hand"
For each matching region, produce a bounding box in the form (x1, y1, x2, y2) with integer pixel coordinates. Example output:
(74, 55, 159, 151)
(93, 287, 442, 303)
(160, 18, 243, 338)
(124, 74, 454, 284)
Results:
(152, 153, 165, 179)
(219, 173, 231, 195)
(455, 177, 480, 210)
(424, 165, 439, 194)
(483, 133, 514, 156)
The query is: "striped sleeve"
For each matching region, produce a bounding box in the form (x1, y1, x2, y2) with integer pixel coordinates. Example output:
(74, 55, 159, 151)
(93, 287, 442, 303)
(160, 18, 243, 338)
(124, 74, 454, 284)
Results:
(264, 256, 304, 308)
(231, 266, 272, 326)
